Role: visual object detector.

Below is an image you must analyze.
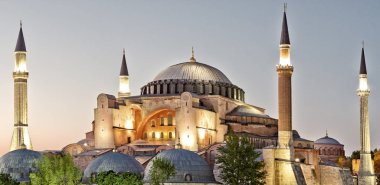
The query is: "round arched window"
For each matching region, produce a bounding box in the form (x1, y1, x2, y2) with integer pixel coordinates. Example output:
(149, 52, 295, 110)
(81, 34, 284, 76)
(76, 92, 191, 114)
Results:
(184, 174, 192, 182)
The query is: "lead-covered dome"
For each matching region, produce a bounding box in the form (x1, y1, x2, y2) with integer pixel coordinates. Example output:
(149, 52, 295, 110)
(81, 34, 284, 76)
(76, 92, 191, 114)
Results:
(154, 62, 232, 84)
(315, 135, 342, 145)
(0, 149, 42, 182)
(83, 152, 144, 183)
(141, 61, 245, 102)
(144, 149, 215, 183)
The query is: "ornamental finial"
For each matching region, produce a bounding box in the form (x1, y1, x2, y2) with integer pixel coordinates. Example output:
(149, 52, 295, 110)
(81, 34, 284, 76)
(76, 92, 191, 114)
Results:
(284, 3, 287, 13)
(189, 47, 196, 62)
(326, 129, 328, 137)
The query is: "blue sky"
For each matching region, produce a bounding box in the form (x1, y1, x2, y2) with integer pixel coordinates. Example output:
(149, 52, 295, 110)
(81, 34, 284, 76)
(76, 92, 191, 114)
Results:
(0, 0, 379, 155)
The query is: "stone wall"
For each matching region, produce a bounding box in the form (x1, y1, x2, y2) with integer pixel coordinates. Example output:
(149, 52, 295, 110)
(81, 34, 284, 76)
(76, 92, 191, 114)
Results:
(319, 165, 353, 185)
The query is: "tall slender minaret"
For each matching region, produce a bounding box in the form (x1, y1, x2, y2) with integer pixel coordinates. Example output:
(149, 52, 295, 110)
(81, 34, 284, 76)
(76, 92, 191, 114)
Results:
(357, 45, 375, 185)
(118, 49, 131, 98)
(10, 22, 32, 151)
(276, 4, 294, 161)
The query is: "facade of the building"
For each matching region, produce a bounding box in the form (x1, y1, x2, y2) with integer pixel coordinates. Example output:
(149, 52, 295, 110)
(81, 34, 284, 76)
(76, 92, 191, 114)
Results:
(84, 50, 281, 153)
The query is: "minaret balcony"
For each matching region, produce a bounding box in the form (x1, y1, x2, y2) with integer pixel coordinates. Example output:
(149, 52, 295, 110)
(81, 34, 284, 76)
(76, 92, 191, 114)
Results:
(13, 72, 29, 79)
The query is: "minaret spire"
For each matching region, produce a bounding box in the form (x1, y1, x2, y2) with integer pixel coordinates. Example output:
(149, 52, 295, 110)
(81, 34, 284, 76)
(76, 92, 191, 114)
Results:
(357, 46, 375, 185)
(10, 23, 32, 151)
(120, 48, 129, 76)
(280, 4, 290, 45)
(360, 45, 367, 75)
(15, 21, 27, 52)
(118, 49, 131, 98)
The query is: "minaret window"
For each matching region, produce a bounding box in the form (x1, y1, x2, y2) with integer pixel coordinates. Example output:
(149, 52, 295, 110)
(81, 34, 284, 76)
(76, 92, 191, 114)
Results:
(151, 120, 156, 127)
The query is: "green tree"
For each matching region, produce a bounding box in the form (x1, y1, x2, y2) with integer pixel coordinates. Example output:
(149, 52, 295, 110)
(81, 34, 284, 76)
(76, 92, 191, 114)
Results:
(351, 150, 360, 160)
(216, 132, 266, 185)
(29, 154, 82, 185)
(149, 157, 176, 185)
(94, 171, 143, 185)
(0, 173, 19, 185)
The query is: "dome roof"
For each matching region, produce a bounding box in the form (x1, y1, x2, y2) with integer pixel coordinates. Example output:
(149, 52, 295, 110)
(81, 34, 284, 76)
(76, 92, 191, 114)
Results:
(315, 136, 342, 145)
(154, 62, 232, 84)
(0, 149, 42, 182)
(144, 149, 215, 183)
(83, 152, 143, 182)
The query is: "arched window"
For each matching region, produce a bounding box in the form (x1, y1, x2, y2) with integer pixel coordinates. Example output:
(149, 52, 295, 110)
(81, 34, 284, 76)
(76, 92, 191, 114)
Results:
(160, 117, 165, 126)
(152, 132, 156, 139)
(144, 133, 148, 139)
(160, 132, 164, 139)
(168, 114, 173, 126)
(169, 132, 173, 139)
(151, 120, 156, 127)
(184, 174, 192, 182)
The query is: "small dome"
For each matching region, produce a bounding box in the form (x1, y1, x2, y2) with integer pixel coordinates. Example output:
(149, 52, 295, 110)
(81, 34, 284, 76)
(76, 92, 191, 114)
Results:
(83, 152, 144, 182)
(0, 149, 42, 182)
(154, 62, 232, 84)
(144, 149, 215, 183)
(315, 136, 342, 145)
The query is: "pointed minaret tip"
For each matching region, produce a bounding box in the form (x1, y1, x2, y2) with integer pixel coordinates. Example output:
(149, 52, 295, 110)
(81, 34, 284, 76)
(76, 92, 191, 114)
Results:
(360, 44, 367, 75)
(120, 49, 129, 76)
(189, 47, 196, 62)
(280, 4, 290, 45)
(15, 21, 27, 52)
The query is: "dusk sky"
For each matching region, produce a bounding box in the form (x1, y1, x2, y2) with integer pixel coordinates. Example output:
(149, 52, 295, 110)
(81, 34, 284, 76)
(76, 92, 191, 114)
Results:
(0, 1, 379, 156)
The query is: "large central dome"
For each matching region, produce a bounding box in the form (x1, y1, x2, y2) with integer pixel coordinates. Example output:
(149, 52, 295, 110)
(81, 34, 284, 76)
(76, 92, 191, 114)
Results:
(140, 59, 245, 102)
(153, 62, 232, 84)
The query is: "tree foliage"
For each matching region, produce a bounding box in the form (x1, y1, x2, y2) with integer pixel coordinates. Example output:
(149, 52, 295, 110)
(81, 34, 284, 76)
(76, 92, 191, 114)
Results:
(149, 157, 176, 185)
(336, 156, 350, 168)
(0, 173, 19, 185)
(94, 171, 143, 185)
(29, 154, 82, 185)
(216, 132, 266, 185)
(351, 150, 360, 160)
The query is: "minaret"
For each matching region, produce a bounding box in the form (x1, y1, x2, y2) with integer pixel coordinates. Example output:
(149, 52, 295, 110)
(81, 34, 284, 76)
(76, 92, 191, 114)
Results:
(118, 49, 131, 98)
(276, 4, 294, 161)
(10, 22, 33, 151)
(357, 46, 375, 185)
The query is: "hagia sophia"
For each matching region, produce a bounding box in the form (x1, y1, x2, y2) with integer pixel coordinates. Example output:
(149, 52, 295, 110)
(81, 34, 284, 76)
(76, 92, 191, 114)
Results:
(0, 6, 376, 185)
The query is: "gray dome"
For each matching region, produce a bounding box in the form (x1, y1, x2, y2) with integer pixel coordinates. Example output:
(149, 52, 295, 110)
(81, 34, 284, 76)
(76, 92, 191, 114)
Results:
(83, 152, 144, 182)
(0, 149, 42, 182)
(144, 149, 215, 183)
(154, 62, 232, 84)
(315, 136, 342, 145)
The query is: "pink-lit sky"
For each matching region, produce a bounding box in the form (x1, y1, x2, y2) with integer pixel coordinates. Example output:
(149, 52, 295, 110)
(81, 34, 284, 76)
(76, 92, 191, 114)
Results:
(0, 1, 380, 156)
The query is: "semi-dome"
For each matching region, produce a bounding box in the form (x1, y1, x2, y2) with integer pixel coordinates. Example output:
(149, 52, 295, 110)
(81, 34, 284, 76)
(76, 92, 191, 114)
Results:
(141, 61, 245, 102)
(154, 62, 232, 84)
(144, 149, 215, 183)
(0, 149, 42, 182)
(315, 135, 342, 145)
(83, 152, 144, 183)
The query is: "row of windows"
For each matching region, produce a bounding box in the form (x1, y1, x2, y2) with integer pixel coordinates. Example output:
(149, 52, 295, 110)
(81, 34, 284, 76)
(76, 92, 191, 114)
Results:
(151, 115, 174, 127)
(144, 132, 174, 139)
(319, 148, 344, 156)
